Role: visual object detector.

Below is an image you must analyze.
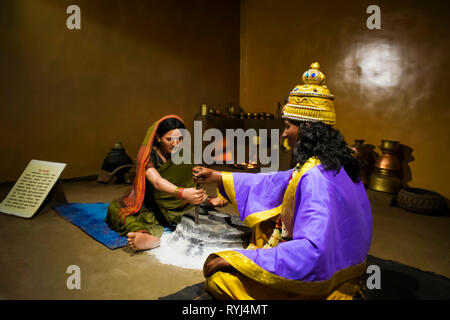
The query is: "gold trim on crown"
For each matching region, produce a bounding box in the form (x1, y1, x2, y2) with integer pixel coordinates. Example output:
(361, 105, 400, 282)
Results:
(282, 62, 336, 126)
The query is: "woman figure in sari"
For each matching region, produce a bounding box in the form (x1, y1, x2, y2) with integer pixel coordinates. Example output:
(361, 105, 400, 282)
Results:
(107, 115, 227, 251)
(193, 63, 373, 300)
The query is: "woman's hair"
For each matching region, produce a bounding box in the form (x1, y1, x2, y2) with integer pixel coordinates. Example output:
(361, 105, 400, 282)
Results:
(156, 118, 185, 138)
(289, 120, 361, 182)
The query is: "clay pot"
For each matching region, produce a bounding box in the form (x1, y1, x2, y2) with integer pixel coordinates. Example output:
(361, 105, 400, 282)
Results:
(101, 142, 133, 172)
(98, 142, 133, 184)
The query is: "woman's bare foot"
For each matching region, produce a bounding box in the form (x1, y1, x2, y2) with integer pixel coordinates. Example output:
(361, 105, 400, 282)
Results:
(127, 232, 160, 252)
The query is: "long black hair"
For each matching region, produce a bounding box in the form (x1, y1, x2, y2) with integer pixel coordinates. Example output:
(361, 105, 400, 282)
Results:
(290, 120, 361, 182)
(156, 118, 185, 138)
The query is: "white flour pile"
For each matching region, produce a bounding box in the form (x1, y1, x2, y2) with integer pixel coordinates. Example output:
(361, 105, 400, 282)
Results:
(147, 230, 242, 270)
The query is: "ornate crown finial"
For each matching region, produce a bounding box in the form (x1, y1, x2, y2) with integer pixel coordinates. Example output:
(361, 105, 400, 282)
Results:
(302, 62, 326, 85)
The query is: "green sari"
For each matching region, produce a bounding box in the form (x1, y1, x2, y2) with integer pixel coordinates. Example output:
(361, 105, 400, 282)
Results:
(106, 115, 195, 237)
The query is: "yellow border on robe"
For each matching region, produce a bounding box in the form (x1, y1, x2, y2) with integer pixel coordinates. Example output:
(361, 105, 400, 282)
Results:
(222, 170, 282, 228)
(239, 157, 321, 229)
(280, 157, 321, 237)
(216, 187, 229, 202)
(243, 204, 282, 228)
(209, 250, 366, 296)
(221, 171, 237, 206)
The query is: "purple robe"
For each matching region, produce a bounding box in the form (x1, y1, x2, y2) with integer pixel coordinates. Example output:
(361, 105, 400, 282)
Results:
(211, 158, 373, 295)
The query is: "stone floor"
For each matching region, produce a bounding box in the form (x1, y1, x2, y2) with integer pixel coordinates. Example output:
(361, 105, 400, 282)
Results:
(0, 179, 449, 299)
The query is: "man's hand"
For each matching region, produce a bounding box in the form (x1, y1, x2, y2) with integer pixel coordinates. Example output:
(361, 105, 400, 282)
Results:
(204, 256, 234, 277)
(193, 166, 222, 184)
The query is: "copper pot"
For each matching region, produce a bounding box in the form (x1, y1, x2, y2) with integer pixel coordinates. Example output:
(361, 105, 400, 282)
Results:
(374, 140, 401, 171)
(375, 153, 401, 171)
(369, 139, 403, 193)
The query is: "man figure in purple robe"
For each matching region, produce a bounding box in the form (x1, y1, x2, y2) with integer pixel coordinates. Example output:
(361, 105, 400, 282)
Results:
(193, 62, 373, 300)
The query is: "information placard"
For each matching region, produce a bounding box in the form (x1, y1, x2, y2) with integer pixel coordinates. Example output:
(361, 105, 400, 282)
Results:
(0, 160, 67, 218)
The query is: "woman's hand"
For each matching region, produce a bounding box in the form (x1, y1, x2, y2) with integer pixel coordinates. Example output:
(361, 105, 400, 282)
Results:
(193, 166, 222, 184)
(181, 187, 207, 205)
(204, 256, 234, 277)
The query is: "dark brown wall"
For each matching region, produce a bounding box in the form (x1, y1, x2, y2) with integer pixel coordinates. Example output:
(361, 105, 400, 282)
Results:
(240, 0, 450, 197)
(2, 0, 449, 198)
(0, 0, 240, 181)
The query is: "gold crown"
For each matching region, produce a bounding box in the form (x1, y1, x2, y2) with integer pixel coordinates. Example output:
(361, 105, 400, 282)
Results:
(282, 62, 335, 125)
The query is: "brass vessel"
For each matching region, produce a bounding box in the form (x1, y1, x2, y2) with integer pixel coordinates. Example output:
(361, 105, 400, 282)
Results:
(380, 140, 399, 152)
(227, 105, 237, 116)
(201, 104, 208, 116)
(369, 140, 403, 193)
(368, 168, 403, 193)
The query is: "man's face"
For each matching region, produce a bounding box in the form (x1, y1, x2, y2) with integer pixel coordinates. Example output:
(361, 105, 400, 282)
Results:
(282, 120, 300, 150)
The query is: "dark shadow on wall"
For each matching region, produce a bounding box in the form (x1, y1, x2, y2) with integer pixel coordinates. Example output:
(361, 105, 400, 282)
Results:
(398, 144, 415, 187)
(357, 142, 415, 189)
(359, 143, 379, 187)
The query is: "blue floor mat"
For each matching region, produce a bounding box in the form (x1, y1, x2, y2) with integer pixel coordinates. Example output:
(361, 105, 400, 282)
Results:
(54, 202, 128, 249)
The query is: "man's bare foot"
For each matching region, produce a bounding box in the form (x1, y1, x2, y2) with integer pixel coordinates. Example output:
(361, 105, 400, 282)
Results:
(127, 232, 160, 252)
(209, 196, 228, 208)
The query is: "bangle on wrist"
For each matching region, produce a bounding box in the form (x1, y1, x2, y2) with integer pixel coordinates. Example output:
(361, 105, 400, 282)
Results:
(177, 187, 184, 200)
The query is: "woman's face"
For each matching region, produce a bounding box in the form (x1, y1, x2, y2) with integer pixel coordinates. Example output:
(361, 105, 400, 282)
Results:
(158, 128, 183, 156)
(282, 120, 300, 149)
